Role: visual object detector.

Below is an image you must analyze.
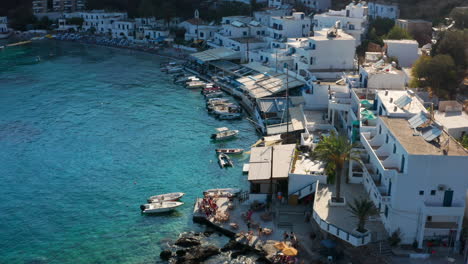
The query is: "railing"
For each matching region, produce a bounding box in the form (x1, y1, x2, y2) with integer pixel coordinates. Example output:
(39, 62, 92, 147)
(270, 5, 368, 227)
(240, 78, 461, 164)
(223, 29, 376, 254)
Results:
(289, 181, 317, 198)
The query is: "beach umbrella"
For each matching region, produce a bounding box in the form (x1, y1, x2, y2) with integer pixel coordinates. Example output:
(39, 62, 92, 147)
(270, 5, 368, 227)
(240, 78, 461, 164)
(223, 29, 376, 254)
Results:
(282, 247, 298, 256)
(320, 239, 337, 249)
(274, 242, 287, 250)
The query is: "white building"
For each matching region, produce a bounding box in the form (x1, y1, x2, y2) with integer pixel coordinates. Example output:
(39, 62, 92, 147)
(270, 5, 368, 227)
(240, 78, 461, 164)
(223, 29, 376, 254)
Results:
(368, 1, 399, 20)
(435, 101, 468, 140)
(0, 17, 8, 34)
(113, 20, 135, 39)
(268, 0, 291, 9)
(352, 90, 468, 247)
(298, 0, 331, 12)
(288, 29, 356, 79)
(138, 27, 170, 42)
(359, 52, 408, 90)
(384, 39, 420, 68)
(179, 18, 220, 41)
(267, 12, 311, 42)
(254, 9, 291, 27)
(313, 2, 368, 46)
(79, 11, 127, 34)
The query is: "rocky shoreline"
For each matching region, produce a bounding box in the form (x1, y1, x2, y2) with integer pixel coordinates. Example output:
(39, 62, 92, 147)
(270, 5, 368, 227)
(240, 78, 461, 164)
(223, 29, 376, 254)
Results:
(159, 231, 280, 264)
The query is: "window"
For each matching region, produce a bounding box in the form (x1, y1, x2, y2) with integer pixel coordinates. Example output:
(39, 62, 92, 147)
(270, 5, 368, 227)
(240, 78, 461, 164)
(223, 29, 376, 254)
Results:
(401, 155, 405, 172)
(393, 144, 396, 154)
(426, 216, 432, 222)
(199, 32, 204, 38)
(379, 125, 382, 134)
(419, 190, 424, 195)
(310, 57, 314, 65)
(430, 190, 436, 195)
(385, 134, 389, 143)
(243, 31, 247, 36)
(384, 206, 388, 218)
(349, 24, 355, 30)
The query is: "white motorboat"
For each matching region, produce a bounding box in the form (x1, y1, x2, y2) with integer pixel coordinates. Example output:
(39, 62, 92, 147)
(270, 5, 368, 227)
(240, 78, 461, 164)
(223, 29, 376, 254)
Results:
(211, 127, 239, 140)
(218, 112, 242, 120)
(167, 66, 184, 74)
(186, 80, 206, 89)
(175, 75, 199, 84)
(218, 153, 233, 168)
(215, 148, 244, 154)
(203, 188, 241, 197)
(147, 192, 185, 203)
(140, 201, 184, 214)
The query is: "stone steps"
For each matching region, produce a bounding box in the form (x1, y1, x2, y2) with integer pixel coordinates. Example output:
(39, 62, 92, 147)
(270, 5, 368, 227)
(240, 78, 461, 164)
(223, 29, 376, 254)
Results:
(368, 240, 393, 257)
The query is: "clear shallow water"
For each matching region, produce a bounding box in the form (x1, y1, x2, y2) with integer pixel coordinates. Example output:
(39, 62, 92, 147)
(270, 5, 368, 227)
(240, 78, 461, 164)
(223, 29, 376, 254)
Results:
(0, 41, 258, 264)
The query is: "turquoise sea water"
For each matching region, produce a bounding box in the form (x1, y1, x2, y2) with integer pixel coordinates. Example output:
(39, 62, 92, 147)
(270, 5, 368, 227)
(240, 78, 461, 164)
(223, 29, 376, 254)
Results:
(0, 41, 258, 264)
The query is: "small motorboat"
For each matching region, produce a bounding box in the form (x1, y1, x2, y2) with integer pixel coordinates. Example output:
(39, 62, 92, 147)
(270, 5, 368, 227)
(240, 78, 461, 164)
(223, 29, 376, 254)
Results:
(147, 192, 185, 203)
(215, 148, 244, 154)
(211, 127, 239, 140)
(203, 188, 241, 197)
(186, 80, 206, 89)
(218, 112, 242, 120)
(140, 201, 184, 214)
(204, 91, 224, 98)
(218, 153, 233, 168)
(175, 75, 199, 84)
(167, 66, 184, 74)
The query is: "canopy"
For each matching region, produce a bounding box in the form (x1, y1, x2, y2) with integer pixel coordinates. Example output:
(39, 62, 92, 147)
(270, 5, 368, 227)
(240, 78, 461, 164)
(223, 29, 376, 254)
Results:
(361, 109, 376, 120)
(191, 47, 241, 63)
(282, 247, 298, 256)
(361, 99, 373, 109)
(274, 242, 287, 250)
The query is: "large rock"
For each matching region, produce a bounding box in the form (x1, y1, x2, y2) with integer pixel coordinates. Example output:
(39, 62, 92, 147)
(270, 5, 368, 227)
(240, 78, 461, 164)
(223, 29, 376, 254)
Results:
(159, 249, 172, 260)
(175, 235, 201, 247)
(176, 245, 220, 263)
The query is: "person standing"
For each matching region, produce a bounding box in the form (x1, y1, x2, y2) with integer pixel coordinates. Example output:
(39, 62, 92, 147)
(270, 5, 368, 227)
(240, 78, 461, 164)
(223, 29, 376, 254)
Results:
(283, 231, 289, 241)
(246, 220, 251, 231)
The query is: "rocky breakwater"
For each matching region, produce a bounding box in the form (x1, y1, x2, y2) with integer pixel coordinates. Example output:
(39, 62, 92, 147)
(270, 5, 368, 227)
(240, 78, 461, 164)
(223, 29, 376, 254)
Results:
(160, 232, 278, 263)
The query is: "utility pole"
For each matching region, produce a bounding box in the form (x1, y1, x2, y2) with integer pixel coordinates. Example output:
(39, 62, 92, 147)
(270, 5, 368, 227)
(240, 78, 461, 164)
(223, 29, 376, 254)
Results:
(285, 65, 290, 136)
(275, 49, 278, 72)
(195, 9, 199, 43)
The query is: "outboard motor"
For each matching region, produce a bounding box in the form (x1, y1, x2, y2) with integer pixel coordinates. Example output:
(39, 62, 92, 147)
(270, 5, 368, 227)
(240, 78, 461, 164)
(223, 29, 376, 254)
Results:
(140, 205, 146, 211)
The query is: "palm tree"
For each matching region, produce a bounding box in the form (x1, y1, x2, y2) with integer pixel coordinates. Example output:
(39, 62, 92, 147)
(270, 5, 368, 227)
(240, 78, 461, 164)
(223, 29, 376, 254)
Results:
(348, 198, 378, 233)
(313, 131, 359, 202)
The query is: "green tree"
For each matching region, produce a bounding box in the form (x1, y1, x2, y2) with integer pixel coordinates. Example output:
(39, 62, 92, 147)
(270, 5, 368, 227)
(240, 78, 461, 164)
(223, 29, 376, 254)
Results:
(411, 55, 458, 98)
(348, 198, 379, 233)
(312, 131, 359, 202)
(370, 17, 395, 36)
(434, 30, 466, 70)
(450, 7, 468, 29)
(460, 134, 468, 149)
(384, 26, 413, 40)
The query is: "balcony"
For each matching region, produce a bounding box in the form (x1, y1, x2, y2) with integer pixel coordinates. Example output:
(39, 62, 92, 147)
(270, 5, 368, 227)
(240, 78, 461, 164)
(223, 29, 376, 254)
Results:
(423, 201, 465, 216)
(362, 162, 391, 207)
(360, 133, 400, 176)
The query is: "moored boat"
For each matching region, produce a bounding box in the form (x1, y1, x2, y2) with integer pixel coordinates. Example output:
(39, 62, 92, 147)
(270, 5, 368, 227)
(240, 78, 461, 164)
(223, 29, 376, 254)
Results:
(203, 188, 241, 197)
(211, 127, 239, 140)
(140, 201, 184, 214)
(186, 80, 206, 89)
(147, 192, 185, 203)
(215, 148, 244, 154)
(218, 153, 233, 168)
(204, 91, 224, 98)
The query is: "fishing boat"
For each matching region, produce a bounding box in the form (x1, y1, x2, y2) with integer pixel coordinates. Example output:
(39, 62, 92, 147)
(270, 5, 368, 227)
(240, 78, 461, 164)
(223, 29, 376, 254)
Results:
(186, 80, 206, 89)
(218, 153, 233, 168)
(140, 201, 184, 214)
(211, 127, 239, 140)
(175, 75, 199, 84)
(201, 86, 220, 94)
(204, 91, 224, 99)
(147, 192, 185, 203)
(215, 148, 244, 154)
(167, 66, 184, 74)
(203, 188, 241, 197)
(212, 104, 242, 119)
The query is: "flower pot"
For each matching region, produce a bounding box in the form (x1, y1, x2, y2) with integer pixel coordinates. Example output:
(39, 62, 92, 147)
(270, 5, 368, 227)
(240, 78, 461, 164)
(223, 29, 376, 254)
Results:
(329, 196, 346, 207)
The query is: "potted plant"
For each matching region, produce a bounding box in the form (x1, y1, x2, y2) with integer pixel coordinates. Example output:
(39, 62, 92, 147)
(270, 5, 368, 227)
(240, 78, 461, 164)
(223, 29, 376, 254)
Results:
(348, 198, 378, 235)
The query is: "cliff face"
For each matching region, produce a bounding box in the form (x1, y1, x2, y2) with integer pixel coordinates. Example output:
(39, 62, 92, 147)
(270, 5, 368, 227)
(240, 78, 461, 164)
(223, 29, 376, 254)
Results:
(332, 0, 466, 22)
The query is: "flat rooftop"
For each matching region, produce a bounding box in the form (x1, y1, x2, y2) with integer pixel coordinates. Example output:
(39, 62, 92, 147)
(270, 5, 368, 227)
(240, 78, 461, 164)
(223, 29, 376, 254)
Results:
(377, 90, 427, 116)
(231, 37, 265, 44)
(312, 29, 355, 41)
(381, 116, 468, 156)
(248, 144, 296, 181)
(435, 110, 468, 129)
